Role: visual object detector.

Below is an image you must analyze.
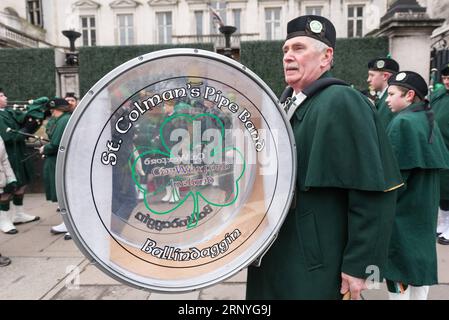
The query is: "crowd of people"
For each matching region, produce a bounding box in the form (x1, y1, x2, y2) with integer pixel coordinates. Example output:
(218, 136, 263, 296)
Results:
(0, 90, 77, 266)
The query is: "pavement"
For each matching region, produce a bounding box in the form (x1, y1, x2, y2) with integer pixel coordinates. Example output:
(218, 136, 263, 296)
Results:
(0, 193, 448, 300)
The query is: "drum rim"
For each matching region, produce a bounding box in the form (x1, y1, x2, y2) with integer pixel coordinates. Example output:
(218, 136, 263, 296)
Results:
(55, 48, 297, 292)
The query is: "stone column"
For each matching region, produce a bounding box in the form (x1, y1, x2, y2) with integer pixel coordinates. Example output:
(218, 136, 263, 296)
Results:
(373, 0, 444, 82)
(56, 30, 81, 98)
(57, 65, 80, 98)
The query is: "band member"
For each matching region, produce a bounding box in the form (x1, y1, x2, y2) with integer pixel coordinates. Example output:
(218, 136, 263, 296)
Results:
(367, 57, 400, 128)
(43, 98, 72, 240)
(0, 133, 17, 237)
(19, 96, 50, 135)
(246, 15, 402, 300)
(0, 88, 39, 234)
(384, 71, 449, 299)
(64, 92, 78, 113)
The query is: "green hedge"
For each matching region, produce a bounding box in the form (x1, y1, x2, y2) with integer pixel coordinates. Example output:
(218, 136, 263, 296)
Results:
(0, 38, 387, 101)
(240, 41, 285, 98)
(241, 37, 389, 97)
(333, 37, 389, 90)
(79, 43, 214, 97)
(0, 48, 55, 101)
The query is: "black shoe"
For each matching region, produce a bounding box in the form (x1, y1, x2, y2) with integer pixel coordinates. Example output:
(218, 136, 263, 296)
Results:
(0, 255, 11, 267)
(438, 236, 449, 245)
(5, 228, 18, 235)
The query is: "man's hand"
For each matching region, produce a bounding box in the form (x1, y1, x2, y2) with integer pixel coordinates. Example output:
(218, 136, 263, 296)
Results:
(340, 272, 367, 300)
(38, 145, 45, 154)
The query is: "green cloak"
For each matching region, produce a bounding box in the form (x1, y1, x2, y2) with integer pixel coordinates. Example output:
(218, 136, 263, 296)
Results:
(385, 102, 449, 285)
(43, 113, 71, 202)
(430, 88, 449, 200)
(246, 72, 402, 299)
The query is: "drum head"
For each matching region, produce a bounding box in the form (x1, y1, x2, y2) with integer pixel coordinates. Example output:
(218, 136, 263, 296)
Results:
(56, 48, 296, 292)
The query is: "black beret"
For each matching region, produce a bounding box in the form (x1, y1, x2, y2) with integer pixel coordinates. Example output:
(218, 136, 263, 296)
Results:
(368, 58, 399, 73)
(286, 15, 336, 49)
(388, 71, 428, 100)
(441, 63, 449, 76)
(47, 97, 70, 109)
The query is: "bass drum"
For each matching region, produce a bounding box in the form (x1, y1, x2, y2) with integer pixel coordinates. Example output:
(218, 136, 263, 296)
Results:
(56, 48, 296, 292)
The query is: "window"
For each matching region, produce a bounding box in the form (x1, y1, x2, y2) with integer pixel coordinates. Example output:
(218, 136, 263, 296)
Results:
(157, 12, 172, 44)
(210, 1, 226, 34)
(347, 5, 364, 38)
(306, 6, 323, 16)
(265, 8, 281, 40)
(194, 10, 203, 36)
(27, 0, 42, 27)
(232, 9, 241, 33)
(81, 16, 96, 46)
(117, 14, 134, 45)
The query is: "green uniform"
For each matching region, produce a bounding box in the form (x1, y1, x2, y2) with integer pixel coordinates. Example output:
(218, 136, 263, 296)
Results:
(376, 90, 395, 129)
(43, 113, 70, 202)
(430, 88, 449, 200)
(0, 109, 33, 186)
(385, 102, 449, 286)
(246, 72, 403, 299)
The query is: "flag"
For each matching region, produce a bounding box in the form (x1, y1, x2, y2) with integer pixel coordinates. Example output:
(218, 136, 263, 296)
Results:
(209, 7, 224, 27)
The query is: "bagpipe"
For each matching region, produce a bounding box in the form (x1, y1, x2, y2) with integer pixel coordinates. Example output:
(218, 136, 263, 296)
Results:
(5, 127, 49, 143)
(5, 97, 51, 161)
(5, 96, 51, 135)
(6, 127, 49, 161)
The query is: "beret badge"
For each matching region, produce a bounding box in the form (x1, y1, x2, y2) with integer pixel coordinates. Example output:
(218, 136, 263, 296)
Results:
(376, 60, 385, 69)
(309, 20, 323, 34)
(395, 72, 407, 81)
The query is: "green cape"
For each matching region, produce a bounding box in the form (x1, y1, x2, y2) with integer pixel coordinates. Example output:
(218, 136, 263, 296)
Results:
(386, 102, 449, 170)
(430, 89, 449, 199)
(295, 72, 403, 192)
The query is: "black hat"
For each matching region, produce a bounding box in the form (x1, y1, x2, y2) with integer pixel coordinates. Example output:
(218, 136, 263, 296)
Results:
(388, 71, 428, 100)
(441, 63, 449, 76)
(65, 92, 77, 99)
(47, 97, 70, 109)
(286, 15, 336, 49)
(368, 58, 399, 73)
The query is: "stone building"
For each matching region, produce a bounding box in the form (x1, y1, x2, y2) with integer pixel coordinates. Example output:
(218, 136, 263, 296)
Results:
(1, 0, 390, 49)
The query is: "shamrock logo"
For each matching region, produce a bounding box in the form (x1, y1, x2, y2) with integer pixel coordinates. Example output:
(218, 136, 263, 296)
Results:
(131, 112, 246, 229)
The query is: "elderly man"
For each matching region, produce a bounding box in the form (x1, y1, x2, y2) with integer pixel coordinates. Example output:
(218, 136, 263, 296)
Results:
(246, 15, 402, 300)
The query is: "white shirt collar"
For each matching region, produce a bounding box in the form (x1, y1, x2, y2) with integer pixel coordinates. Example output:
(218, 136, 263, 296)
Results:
(285, 91, 307, 120)
(378, 86, 388, 98)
